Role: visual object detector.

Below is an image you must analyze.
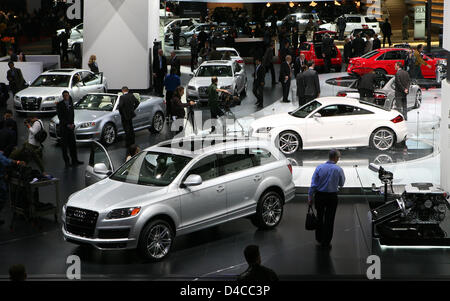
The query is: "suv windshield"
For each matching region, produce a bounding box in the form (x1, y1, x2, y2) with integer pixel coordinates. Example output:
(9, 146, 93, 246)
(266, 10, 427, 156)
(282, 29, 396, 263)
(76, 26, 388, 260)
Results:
(290, 100, 322, 118)
(196, 65, 232, 77)
(75, 94, 117, 111)
(31, 75, 71, 87)
(110, 152, 192, 186)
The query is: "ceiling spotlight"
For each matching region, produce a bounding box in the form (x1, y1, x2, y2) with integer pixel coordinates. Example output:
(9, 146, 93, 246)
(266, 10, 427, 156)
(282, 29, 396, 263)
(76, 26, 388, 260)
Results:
(289, 2, 295, 7)
(356, 1, 361, 7)
(310, 1, 318, 7)
(334, 0, 341, 6)
(266, 2, 271, 7)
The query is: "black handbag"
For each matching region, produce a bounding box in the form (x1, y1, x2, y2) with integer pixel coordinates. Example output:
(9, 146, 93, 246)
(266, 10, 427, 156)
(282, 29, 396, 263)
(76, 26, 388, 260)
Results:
(305, 205, 317, 231)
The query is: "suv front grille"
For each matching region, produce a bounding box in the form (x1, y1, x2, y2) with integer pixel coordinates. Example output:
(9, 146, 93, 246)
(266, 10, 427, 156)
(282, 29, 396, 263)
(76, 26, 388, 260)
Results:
(21, 97, 42, 111)
(65, 207, 99, 238)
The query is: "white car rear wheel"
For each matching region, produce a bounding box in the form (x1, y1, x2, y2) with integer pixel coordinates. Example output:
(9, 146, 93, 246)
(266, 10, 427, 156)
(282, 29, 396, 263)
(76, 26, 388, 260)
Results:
(370, 128, 395, 151)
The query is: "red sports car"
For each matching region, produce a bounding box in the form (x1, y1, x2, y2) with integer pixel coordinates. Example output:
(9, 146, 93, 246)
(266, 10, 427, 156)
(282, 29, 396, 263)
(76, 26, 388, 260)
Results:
(347, 48, 442, 79)
(297, 30, 343, 72)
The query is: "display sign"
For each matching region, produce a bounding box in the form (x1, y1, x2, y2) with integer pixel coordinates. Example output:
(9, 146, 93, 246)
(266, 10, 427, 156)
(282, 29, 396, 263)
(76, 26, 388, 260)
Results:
(414, 5, 426, 39)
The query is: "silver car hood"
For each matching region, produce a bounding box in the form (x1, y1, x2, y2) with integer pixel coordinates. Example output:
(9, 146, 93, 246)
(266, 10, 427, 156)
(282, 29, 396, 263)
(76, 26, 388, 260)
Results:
(51, 109, 111, 125)
(189, 77, 233, 87)
(67, 178, 168, 212)
(16, 86, 68, 98)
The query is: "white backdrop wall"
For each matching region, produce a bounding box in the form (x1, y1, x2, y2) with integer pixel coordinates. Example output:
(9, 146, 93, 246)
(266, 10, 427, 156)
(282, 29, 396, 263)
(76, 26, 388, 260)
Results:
(83, 0, 159, 90)
(441, 0, 450, 193)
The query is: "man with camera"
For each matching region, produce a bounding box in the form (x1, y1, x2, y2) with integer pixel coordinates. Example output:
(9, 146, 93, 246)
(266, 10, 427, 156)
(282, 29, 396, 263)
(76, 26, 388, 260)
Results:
(10, 116, 45, 173)
(207, 76, 231, 133)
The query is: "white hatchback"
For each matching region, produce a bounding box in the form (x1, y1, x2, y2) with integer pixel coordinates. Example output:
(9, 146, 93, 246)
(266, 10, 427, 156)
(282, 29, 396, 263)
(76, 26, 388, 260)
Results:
(250, 97, 408, 154)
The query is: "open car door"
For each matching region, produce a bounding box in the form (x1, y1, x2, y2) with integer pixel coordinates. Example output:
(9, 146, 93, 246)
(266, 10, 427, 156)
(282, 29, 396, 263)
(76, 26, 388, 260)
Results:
(85, 141, 114, 186)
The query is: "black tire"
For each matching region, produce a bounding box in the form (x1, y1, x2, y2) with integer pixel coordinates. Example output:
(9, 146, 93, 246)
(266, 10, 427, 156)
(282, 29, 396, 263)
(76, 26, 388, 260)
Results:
(369, 127, 396, 151)
(414, 89, 422, 109)
(138, 219, 174, 261)
(179, 37, 187, 47)
(150, 111, 164, 133)
(276, 131, 302, 155)
(375, 68, 387, 75)
(251, 190, 284, 230)
(100, 123, 116, 146)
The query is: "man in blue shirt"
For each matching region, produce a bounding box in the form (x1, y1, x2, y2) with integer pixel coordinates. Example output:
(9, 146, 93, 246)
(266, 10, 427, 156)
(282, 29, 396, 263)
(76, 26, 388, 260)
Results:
(308, 149, 345, 249)
(163, 68, 181, 122)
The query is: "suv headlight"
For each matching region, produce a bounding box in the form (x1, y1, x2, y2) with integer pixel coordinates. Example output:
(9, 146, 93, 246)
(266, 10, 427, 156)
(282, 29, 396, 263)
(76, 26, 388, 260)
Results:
(187, 85, 196, 91)
(107, 207, 141, 219)
(79, 122, 96, 129)
(256, 127, 273, 134)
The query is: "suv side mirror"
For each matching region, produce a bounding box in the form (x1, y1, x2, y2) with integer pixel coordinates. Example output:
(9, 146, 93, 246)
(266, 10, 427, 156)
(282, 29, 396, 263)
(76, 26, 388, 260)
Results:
(183, 174, 202, 187)
(93, 163, 110, 175)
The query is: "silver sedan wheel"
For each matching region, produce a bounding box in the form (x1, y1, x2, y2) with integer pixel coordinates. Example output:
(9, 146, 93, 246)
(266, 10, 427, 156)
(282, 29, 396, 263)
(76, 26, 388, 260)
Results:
(146, 224, 172, 260)
(278, 132, 300, 154)
(372, 129, 395, 151)
(152, 112, 164, 133)
(262, 195, 282, 227)
(102, 124, 116, 145)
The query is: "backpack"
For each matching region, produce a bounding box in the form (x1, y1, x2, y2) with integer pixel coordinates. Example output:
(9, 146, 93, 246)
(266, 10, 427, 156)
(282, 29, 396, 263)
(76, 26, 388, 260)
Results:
(34, 120, 48, 144)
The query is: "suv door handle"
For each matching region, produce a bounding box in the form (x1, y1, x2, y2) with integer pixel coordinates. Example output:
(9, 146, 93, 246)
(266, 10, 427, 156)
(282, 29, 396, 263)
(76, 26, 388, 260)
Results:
(216, 185, 225, 193)
(253, 175, 262, 182)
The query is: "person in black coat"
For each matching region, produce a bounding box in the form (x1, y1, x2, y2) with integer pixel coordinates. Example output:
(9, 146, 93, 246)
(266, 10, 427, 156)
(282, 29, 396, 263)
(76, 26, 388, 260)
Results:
(237, 245, 278, 282)
(303, 60, 320, 103)
(372, 34, 381, 50)
(56, 91, 83, 167)
(170, 86, 195, 134)
(358, 70, 376, 100)
(118, 86, 140, 147)
(381, 18, 392, 47)
(263, 43, 276, 85)
(253, 58, 265, 108)
(343, 38, 353, 71)
(352, 34, 365, 58)
(6, 61, 26, 96)
(394, 62, 411, 120)
(0, 119, 16, 157)
(198, 28, 208, 50)
(294, 53, 306, 78)
(0, 110, 18, 147)
(296, 70, 306, 107)
(169, 51, 181, 77)
(321, 34, 334, 73)
(153, 49, 167, 97)
(279, 55, 293, 102)
(172, 23, 181, 50)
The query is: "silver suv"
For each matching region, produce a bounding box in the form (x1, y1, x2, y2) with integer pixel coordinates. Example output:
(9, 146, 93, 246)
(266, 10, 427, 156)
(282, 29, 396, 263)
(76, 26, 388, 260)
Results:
(62, 136, 295, 261)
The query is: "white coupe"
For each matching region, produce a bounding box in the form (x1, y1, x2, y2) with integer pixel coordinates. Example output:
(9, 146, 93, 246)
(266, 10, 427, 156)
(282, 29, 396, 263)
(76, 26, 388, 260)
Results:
(250, 97, 408, 154)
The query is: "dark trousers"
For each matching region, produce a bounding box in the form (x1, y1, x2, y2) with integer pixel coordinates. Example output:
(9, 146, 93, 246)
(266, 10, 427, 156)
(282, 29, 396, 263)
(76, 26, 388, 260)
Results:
(382, 35, 392, 47)
(121, 118, 135, 147)
(253, 84, 264, 107)
(61, 47, 69, 62)
(323, 55, 332, 73)
(265, 63, 276, 84)
(173, 37, 180, 50)
(304, 95, 316, 104)
(314, 192, 338, 246)
(60, 127, 79, 164)
(281, 79, 290, 102)
(166, 90, 174, 118)
(395, 94, 408, 120)
(338, 29, 345, 40)
(191, 53, 198, 72)
(359, 88, 374, 100)
(154, 74, 164, 96)
(297, 95, 306, 107)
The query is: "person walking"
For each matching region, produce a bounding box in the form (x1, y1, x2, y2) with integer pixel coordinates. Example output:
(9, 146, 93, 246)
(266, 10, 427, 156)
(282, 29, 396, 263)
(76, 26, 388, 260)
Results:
(56, 91, 83, 167)
(170, 86, 195, 134)
(207, 76, 230, 133)
(189, 33, 199, 72)
(237, 245, 279, 282)
(402, 15, 409, 41)
(6, 61, 26, 96)
(279, 55, 292, 103)
(303, 60, 320, 103)
(352, 34, 365, 57)
(372, 34, 381, 50)
(412, 44, 432, 80)
(169, 51, 181, 77)
(296, 68, 306, 107)
(381, 18, 392, 48)
(153, 49, 167, 97)
(363, 34, 373, 54)
(172, 23, 181, 50)
(394, 61, 410, 120)
(88, 54, 99, 73)
(253, 58, 265, 109)
(321, 33, 334, 73)
(308, 149, 345, 250)
(263, 42, 276, 86)
(337, 15, 346, 40)
(118, 86, 140, 147)
(294, 53, 306, 78)
(163, 68, 181, 122)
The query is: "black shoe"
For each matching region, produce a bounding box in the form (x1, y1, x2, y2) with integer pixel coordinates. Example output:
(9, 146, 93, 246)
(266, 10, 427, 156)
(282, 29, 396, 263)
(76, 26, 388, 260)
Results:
(72, 160, 84, 166)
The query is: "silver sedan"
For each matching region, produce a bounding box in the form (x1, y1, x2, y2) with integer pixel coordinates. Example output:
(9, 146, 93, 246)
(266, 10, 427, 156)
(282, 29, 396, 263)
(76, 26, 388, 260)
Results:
(49, 93, 165, 145)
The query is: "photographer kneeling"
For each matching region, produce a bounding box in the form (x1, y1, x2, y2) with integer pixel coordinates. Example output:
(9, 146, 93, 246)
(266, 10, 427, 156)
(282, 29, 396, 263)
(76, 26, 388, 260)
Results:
(10, 116, 45, 173)
(208, 76, 231, 134)
(170, 86, 195, 135)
